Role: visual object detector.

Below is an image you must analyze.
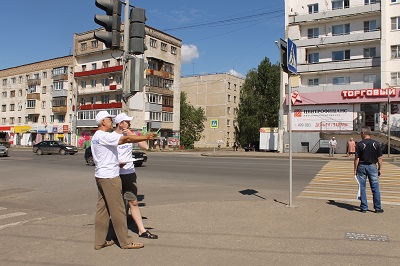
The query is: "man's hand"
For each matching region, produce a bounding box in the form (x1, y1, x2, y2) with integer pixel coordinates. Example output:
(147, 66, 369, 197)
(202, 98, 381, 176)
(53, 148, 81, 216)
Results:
(147, 132, 155, 140)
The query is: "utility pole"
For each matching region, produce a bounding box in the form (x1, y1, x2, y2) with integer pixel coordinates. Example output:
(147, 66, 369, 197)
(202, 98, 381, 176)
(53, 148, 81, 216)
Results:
(122, 0, 130, 114)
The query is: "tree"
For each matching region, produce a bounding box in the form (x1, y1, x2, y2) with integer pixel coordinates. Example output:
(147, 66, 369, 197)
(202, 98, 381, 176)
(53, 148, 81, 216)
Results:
(180, 91, 207, 148)
(237, 57, 280, 146)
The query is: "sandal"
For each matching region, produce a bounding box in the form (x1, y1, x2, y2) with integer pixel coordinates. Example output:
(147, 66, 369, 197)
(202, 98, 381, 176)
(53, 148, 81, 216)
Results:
(121, 242, 144, 249)
(139, 230, 158, 239)
(94, 240, 115, 250)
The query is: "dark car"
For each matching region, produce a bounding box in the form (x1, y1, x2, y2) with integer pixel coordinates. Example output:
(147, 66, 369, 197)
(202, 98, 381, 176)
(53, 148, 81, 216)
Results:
(84, 146, 147, 167)
(33, 141, 78, 155)
(0, 144, 9, 157)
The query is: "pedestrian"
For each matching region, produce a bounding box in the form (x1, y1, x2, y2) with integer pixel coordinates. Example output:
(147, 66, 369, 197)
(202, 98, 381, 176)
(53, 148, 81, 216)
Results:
(113, 113, 158, 240)
(233, 141, 238, 151)
(91, 111, 155, 250)
(354, 127, 383, 213)
(347, 137, 356, 158)
(328, 137, 337, 157)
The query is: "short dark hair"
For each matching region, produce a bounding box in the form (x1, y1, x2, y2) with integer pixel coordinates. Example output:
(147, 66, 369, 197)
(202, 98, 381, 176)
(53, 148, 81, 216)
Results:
(361, 127, 371, 136)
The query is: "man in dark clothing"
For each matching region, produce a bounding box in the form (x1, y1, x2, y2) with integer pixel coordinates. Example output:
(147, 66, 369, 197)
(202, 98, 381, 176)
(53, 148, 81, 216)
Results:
(354, 127, 383, 213)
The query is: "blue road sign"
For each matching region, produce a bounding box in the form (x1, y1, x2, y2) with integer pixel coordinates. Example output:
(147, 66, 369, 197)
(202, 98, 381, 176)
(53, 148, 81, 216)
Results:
(210, 119, 219, 129)
(287, 38, 297, 74)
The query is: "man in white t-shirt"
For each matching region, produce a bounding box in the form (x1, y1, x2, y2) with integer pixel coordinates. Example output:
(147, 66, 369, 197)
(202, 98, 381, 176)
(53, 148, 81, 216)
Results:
(113, 113, 158, 239)
(329, 137, 337, 157)
(91, 110, 155, 250)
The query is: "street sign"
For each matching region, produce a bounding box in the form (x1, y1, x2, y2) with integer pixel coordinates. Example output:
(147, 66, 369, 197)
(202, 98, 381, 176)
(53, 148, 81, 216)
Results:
(210, 119, 219, 129)
(287, 38, 297, 74)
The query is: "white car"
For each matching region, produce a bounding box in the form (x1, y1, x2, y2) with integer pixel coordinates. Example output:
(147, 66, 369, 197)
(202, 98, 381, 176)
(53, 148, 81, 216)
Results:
(0, 145, 8, 157)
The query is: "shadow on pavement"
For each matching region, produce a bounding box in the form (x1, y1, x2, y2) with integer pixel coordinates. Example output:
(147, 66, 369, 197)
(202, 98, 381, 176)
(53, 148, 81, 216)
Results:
(326, 199, 361, 212)
(238, 189, 266, 200)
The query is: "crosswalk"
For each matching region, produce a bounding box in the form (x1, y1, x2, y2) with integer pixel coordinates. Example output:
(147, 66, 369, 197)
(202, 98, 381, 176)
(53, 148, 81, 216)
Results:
(0, 207, 43, 230)
(299, 161, 400, 206)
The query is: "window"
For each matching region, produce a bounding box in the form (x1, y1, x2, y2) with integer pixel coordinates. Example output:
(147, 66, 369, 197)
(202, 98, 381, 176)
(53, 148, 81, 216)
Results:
(227, 107, 231, 114)
(2, 92, 7, 98)
(171, 46, 177, 55)
(116, 94, 122, 102)
(308, 28, 319, 39)
(10, 117, 14, 125)
(1, 118, 5, 124)
(332, 24, 350, 35)
(9, 104, 15, 111)
(42, 71, 47, 79)
(332, 50, 350, 61)
(80, 98, 86, 105)
(81, 81, 86, 89)
(42, 86, 47, 94)
(27, 100, 36, 108)
(364, 0, 376, 5)
(53, 81, 64, 91)
(150, 111, 161, 121)
(308, 53, 319, 63)
(234, 108, 238, 115)
(147, 93, 162, 104)
(18, 89, 22, 97)
(364, 20, 377, 32)
(2, 79, 6, 86)
(10, 90, 15, 97)
(34, 73, 39, 79)
(26, 75, 29, 81)
(91, 40, 98, 48)
(57, 115, 65, 123)
(162, 112, 173, 122)
(50, 115, 54, 123)
(102, 61, 110, 68)
(363, 47, 376, 58)
(18, 117, 21, 124)
(234, 96, 237, 103)
(234, 84, 237, 91)
(11, 77, 16, 84)
(308, 3, 319, 13)
(1, 105, 5, 112)
(19, 76, 22, 84)
(228, 94, 231, 102)
(42, 101, 46, 109)
(391, 45, 400, 59)
(333, 77, 350, 85)
(80, 42, 87, 51)
(91, 79, 96, 87)
(391, 17, 400, 30)
(42, 116, 46, 123)
(101, 95, 109, 103)
(116, 76, 122, 84)
(391, 0, 399, 3)
(391, 72, 400, 86)
(101, 78, 110, 86)
(150, 38, 157, 48)
(18, 103, 22, 111)
(228, 82, 231, 90)
(92, 63, 97, 70)
(332, 0, 350, 10)
(363, 74, 376, 83)
(53, 66, 67, 75)
(82, 65, 86, 71)
(161, 42, 167, 51)
(227, 119, 231, 127)
(90, 96, 96, 104)
(308, 79, 319, 86)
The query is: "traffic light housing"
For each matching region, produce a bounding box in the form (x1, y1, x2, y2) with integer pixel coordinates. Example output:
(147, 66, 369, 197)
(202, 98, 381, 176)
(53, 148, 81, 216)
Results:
(129, 57, 148, 92)
(279, 38, 288, 73)
(94, 0, 122, 49)
(129, 7, 147, 55)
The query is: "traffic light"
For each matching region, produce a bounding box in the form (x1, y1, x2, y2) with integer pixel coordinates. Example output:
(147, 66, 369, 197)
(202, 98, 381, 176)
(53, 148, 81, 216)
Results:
(129, 7, 147, 55)
(279, 38, 288, 73)
(130, 57, 148, 92)
(94, 0, 122, 49)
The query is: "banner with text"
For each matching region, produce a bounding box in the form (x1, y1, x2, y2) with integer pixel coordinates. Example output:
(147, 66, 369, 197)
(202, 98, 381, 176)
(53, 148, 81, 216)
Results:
(292, 105, 354, 131)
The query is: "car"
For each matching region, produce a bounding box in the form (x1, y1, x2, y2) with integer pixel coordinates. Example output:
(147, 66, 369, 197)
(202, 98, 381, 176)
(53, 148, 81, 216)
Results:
(84, 146, 147, 167)
(33, 141, 78, 155)
(0, 144, 8, 157)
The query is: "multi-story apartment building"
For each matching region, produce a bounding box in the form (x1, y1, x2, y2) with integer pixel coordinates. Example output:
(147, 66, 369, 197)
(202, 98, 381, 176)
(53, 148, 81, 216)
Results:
(284, 0, 400, 153)
(0, 56, 75, 146)
(181, 73, 244, 148)
(73, 25, 181, 148)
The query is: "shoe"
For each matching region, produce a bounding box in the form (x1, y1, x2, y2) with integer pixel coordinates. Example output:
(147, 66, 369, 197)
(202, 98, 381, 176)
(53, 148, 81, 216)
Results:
(94, 240, 115, 250)
(139, 230, 158, 239)
(360, 209, 367, 213)
(375, 209, 384, 213)
(121, 242, 144, 249)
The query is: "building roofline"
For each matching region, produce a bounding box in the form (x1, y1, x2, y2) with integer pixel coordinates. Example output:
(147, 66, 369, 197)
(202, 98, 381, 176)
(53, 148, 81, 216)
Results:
(182, 72, 245, 80)
(0, 55, 73, 72)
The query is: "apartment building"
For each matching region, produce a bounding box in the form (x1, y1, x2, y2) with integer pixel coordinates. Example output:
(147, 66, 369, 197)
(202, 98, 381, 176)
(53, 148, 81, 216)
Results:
(284, 0, 400, 153)
(0, 56, 75, 146)
(73, 25, 181, 148)
(181, 73, 244, 148)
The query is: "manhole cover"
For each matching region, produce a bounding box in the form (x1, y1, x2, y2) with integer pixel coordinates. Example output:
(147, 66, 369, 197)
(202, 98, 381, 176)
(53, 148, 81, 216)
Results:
(345, 232, 389, 242)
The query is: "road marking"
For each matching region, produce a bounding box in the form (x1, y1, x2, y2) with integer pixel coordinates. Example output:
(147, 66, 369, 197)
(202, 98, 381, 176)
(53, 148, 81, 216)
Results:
(299, 161, 400, 206)
(0, 212, 27, 220)
(0, 217, 43, 230)
(0, 207, 7, 211)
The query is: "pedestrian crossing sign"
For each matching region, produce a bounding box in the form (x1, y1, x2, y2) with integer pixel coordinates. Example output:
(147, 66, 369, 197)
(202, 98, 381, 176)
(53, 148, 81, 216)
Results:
(287, 38, 297, 74)
(210, 119, 219, 129)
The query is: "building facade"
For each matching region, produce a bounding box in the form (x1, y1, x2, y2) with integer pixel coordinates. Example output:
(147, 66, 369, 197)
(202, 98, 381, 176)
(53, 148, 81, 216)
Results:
(181, 73, 244, 148)
(0, 56, 75, 146)
(284, 0, 400, 153)
(73, 25, 181, 148)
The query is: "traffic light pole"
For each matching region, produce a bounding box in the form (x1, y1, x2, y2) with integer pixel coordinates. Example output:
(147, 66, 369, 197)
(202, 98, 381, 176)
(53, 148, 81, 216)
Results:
(122, 0, 130, 114)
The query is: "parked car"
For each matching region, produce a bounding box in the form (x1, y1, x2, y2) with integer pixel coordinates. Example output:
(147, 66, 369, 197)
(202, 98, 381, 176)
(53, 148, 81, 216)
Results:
(84, 146, 147, 167)
(33, 141, 78, 155)
(0, 144, 9, 157)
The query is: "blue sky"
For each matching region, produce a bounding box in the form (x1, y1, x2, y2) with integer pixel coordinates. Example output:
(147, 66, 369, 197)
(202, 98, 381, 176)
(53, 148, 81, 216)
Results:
(0, 0, 284, 78)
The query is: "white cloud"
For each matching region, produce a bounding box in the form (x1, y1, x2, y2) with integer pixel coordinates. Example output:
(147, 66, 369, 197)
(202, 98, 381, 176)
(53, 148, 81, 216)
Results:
(229, 69, 245, 79)
(181, 44, 199, 64)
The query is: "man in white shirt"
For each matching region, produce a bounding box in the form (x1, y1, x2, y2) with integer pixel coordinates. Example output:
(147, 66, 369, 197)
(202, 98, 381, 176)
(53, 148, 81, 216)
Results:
(329, 137, 337, 157)
(113, 113, 158, 239)
(91, 111, 155, 250)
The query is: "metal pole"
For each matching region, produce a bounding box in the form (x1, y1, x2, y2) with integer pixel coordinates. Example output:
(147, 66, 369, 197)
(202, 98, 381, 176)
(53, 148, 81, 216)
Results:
(288, 73, 293, 207)
(278, 63, 284, 153)
(72, 79, 79, 146)
(388, 89, 391, 158)
(122, 0, 130, 114)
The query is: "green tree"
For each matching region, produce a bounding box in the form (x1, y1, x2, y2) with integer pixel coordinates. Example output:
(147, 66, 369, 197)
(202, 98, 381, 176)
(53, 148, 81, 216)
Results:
(180, 91, 207, 148)
(237, 57, 280, 146)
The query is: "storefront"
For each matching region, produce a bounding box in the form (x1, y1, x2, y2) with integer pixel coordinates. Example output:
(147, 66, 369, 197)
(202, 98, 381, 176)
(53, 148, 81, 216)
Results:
(286, 88, 398, 153)
(14, 125, 31, 146)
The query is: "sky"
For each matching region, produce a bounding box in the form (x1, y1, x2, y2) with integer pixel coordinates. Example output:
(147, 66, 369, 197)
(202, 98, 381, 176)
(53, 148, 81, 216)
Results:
(0, 0, 284, 78)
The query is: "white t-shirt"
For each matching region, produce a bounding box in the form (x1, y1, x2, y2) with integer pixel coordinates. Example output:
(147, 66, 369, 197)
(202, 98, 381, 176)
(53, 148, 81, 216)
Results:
(111, 131, 135, 175)
(91, 130, 121, 178)
(329, 139, 337, 147)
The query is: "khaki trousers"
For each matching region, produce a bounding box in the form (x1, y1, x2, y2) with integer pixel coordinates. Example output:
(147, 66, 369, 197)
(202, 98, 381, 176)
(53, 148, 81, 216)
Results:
(95, 177, 133, 247)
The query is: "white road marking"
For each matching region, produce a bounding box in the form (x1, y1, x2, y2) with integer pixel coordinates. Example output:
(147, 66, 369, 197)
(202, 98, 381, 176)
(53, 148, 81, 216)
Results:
(0, 212, 27, 220)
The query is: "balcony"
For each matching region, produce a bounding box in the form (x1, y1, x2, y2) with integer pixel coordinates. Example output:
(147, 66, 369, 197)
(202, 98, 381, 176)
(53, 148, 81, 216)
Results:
(288, 3, 380, 25)
(27, 78, 41, 86)
(52, 89, 68, 97)
(52, 73, 68, 81)
(52, 106, 68, 113)
(146, 69, 174, 79)
(74, 65, 123, 77)
(26, 103, 40, 114)
(294, 82, 378, 93)
(295, 30, 380, 48)
(146, 86, 174, 96)
(78, 85, 122, 95)
(79, 102, 122, 110)
(297, 57, 381, 73)
(27, 93, 40, 100)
